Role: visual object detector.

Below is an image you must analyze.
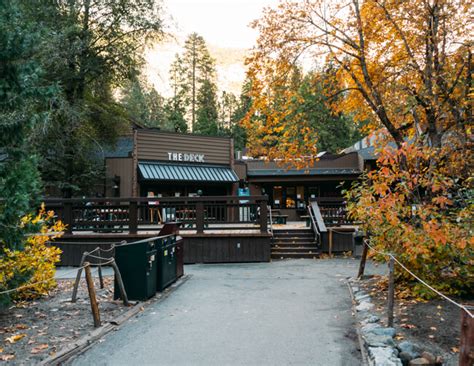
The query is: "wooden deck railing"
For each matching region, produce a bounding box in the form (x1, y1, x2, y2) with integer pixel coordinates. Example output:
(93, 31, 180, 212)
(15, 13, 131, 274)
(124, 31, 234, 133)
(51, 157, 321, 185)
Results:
(310, 198, 352, 226)
(43, 196, 269, 235)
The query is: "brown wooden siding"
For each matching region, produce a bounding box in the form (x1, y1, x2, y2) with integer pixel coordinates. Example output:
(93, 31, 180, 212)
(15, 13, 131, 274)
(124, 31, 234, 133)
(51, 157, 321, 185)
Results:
(182, 235, 271, 263)
(136, 130, 231, 165)
(105, 158, 134, 197)
(233, 161, 247, 180)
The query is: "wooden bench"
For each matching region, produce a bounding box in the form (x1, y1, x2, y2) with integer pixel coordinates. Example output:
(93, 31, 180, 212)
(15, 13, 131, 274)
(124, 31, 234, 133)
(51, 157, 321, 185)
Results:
(272, 215, 288, 224)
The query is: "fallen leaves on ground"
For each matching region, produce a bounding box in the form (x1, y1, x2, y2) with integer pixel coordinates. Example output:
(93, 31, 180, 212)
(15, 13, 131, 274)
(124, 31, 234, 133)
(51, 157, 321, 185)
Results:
(400, 323, 416, 329)
(5, 334, 26, 343)
(0, 354, 15, 361)
(30, 344, 49, 354)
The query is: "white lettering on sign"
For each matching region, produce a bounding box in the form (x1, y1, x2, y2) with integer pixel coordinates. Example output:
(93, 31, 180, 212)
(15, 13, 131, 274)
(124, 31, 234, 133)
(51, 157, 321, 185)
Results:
(167, 152, 205, 163)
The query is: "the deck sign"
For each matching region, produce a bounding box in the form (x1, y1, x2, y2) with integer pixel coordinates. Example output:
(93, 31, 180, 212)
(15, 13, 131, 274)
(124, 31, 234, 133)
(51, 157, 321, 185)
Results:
(167, 152, 205, 163)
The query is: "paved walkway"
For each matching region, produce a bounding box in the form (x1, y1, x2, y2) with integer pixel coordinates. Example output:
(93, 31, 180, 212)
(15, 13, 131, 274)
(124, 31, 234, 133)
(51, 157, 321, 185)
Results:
(73, 259, 384, 366)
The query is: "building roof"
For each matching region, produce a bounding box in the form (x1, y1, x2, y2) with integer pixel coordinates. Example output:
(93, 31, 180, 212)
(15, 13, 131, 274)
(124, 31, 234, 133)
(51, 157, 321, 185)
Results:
(138, 162, 239, 183)
(245, 152, 362, 177)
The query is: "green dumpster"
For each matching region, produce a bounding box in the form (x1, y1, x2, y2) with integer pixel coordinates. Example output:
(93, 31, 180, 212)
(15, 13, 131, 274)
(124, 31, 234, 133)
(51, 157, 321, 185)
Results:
(156, 235, 178, 291)
(114, 238, 158, 301)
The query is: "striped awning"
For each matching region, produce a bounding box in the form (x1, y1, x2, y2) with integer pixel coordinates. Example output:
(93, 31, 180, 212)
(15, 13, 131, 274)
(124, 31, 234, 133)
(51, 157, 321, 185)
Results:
(138, 162, 238, 183)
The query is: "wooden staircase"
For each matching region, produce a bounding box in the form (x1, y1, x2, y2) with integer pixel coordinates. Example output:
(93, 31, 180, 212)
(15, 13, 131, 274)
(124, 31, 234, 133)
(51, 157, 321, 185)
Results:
(271, 229, 319, 259)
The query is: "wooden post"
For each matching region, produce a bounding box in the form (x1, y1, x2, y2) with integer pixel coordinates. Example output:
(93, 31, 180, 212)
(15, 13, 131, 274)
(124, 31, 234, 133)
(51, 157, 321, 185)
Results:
(460, 306, 474, 366)
(129, 200, 138, 234)
(328, 229, 333, 256)
(387, 256, 395, 328)
(110, 259, 129, 306)
(64, 201, 73, 234)
(196, 201, 204, 234)
(259, 200, 268, 233)
(84, 262, 101, 328)
(357, 241, 369, 279)
(71, 252, 88, 302)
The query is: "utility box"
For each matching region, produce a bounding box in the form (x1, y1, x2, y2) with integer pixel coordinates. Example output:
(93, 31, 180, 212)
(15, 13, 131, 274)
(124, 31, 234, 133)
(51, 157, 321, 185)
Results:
(353, 231, 365, 258)
(114, 239, 158, 301)
(156, 235, 178, 291)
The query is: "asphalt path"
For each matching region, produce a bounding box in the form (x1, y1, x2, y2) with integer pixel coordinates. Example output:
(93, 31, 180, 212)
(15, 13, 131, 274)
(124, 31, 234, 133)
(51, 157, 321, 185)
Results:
(72, 259, 384, 366)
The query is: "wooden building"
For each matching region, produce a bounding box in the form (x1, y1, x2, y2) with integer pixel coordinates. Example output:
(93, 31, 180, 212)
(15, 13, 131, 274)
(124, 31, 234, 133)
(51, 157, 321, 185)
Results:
(105, 128, 239, 199)
(105, 128, 363, 221)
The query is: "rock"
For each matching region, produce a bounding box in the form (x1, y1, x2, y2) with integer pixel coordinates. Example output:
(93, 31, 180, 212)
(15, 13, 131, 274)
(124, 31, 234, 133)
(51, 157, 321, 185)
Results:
(434, 356, 443, 365)
(361, 323, 381, 333)
(361, 323, 396, 338)
(356, 301, 374, 312)
(421, 352, 436, 364)
(409, 358, 430, 365)
(363, 333, 396, 347)
(398, 341, 422, 359)
(363, 315, 380, 324)
(368, 346, 402, 366)
(400, 351, 414, 365)
(370, 327, 396, 338)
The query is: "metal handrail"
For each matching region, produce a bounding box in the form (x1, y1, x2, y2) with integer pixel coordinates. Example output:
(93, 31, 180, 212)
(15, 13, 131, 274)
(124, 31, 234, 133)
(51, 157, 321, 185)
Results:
(268, 205, 274, 238)
(307, 204, 320, 244)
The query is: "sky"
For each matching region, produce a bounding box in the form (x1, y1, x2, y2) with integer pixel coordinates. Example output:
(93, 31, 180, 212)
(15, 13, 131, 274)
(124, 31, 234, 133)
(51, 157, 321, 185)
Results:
(144, 0, 277, 96)
(163, 0, 276, 49)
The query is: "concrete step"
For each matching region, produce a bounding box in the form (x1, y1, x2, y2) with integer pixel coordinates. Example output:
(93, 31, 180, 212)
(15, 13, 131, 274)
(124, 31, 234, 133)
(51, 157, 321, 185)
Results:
(271, 247, 318, 253)
(272, 241, 316, 248)
(273, 237, 315, 242)
(271, 252, 320, 259)
(273, 230, 313, 236)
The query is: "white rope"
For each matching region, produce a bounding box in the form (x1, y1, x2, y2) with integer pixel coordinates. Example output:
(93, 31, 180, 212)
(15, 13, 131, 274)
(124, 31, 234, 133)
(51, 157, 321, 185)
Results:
(364, 239, 474, 318)
(0, 265, 86, 295)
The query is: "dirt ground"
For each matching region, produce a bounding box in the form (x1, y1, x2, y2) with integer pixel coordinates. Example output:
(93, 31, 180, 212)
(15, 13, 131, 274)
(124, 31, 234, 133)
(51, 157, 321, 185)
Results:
(0, 274, 128, 364)
(359, 275, 473, 365)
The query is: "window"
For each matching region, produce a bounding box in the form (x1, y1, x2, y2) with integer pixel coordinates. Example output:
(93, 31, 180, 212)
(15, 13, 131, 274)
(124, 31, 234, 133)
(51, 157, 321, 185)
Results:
(286, 187, 296, 208)
(273, 186, 283, 208)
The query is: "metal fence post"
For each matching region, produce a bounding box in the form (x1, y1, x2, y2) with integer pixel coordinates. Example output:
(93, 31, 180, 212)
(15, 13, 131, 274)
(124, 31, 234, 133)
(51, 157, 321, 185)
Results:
(387, 256, 395, 328)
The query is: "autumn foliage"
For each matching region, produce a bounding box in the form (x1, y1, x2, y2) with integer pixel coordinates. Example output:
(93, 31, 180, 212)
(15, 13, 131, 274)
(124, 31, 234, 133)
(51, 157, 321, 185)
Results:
(0, 205, 64, 304)
(246, 0, 473, 295)
(346, 139, 473, 296)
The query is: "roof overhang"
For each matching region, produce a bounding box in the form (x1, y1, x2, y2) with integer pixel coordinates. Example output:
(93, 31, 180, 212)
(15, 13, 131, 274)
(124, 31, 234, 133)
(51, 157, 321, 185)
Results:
(138, 162, 239, 183)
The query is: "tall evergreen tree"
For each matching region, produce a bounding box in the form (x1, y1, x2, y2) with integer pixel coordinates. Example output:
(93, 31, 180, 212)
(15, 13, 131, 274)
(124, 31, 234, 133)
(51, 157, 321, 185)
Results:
(171, 33, 217, 132)
(0, 1, 56, 249)
(195, 80, 219, 135)
(122, 77, 166, 128)
(33, 0, 165, 196)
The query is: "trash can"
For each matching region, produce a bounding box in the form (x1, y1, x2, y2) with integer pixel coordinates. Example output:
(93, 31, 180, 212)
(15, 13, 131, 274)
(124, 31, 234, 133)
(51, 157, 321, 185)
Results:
(114, 238, 158, 301)
(156, 235, 178, 291)
(176, 236, 184, 278)
(353, 231, 365, 258)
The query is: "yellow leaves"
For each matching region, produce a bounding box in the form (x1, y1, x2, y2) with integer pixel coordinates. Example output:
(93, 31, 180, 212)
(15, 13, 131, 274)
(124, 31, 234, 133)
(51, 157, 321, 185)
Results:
(5, 334, 26, 344)
(0, 208, 63, 301)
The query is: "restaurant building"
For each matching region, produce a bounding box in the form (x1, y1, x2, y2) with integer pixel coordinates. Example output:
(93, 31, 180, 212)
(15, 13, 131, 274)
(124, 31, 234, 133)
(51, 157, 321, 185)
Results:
(105, 127, 239, 199)
(105, 127, 363, 220)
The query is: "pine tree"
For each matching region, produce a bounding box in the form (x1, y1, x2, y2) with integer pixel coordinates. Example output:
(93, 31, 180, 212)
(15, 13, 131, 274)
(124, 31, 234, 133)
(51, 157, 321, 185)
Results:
(171, 33, 217, 132)
(195, 80, 219, 135)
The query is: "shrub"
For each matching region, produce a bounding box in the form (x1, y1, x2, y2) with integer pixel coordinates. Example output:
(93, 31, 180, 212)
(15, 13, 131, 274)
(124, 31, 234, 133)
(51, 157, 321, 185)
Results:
(0, 204, 64, 305)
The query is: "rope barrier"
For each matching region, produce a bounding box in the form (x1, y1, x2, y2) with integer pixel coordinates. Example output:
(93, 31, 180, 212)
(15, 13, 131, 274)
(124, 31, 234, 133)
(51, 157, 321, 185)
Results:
(0, 254, 116, 296)
(363, 239, 474, 318)
(0, 265, 86, 296)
